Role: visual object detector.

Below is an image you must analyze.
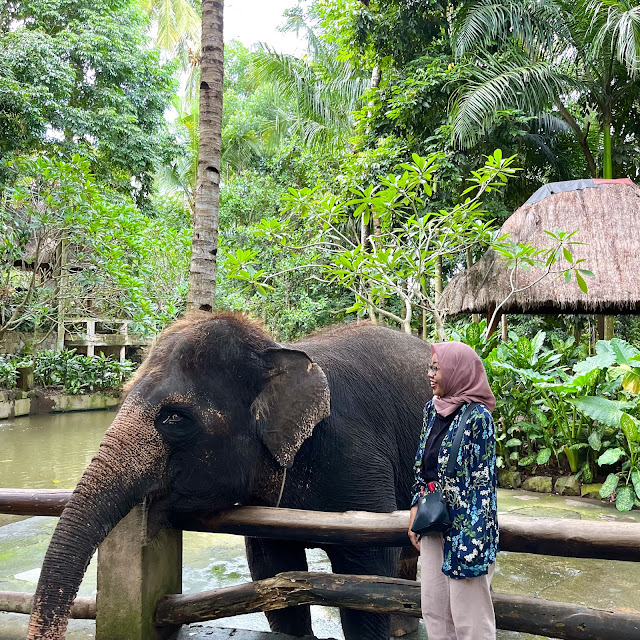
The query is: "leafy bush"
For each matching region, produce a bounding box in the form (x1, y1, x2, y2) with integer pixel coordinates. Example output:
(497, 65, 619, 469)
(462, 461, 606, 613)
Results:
(0, 356, 19, 389)
(462, 326, 640, 511)
(33, 350, 134, 394)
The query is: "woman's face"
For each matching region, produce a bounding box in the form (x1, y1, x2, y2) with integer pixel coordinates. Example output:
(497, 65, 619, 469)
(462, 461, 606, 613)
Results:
(428, 352, 445, 397)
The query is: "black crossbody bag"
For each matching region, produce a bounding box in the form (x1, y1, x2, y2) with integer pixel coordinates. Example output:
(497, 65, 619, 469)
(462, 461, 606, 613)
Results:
(411, 402, 480, 536)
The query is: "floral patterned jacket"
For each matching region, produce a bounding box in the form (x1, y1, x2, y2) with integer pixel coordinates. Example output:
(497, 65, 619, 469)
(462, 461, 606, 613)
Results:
(411, 399, 498, 579)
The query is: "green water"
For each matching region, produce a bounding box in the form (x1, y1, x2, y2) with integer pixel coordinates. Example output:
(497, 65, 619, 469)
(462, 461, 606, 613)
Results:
(1, 412, 639, 639)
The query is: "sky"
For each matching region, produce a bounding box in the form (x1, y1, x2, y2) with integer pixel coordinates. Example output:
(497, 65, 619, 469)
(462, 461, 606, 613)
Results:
(224, 0, 307, 55)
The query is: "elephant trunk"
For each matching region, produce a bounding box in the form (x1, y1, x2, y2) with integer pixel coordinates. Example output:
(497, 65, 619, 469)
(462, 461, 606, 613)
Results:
(27, 399, 168, 640)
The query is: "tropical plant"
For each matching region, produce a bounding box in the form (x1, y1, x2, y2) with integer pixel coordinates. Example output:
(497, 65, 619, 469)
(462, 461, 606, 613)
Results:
(569, 339, 640, 510)
(1, 155, 190, 339)
(0, 356, 19, 389)
(452, 0, 640, 180)
(33, 349, 135, 394)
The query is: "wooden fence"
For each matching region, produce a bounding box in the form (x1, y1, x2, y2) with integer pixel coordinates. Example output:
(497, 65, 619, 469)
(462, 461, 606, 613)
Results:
(1, 489, 640, 640)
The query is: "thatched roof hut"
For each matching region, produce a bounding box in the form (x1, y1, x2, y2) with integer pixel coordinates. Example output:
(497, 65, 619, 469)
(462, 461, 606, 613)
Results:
(439, 179, 640, 316)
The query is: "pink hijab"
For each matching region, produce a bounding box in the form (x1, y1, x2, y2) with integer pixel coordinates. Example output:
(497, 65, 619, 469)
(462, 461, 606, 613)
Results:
(431, 341, 495, 416)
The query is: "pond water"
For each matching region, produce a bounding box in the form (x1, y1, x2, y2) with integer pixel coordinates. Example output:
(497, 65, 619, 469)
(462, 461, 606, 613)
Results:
(1, 411, 638, 640)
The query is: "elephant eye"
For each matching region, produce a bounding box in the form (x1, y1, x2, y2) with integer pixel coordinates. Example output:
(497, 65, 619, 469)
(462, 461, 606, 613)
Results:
(163, 413, 183, 425)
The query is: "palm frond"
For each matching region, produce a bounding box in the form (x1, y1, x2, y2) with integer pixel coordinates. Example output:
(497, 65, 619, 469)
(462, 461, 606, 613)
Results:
(453, 0, 571, 58)
(251, 46, 369, 150)
(452, 53, 577, 147)
(147, 0, 200, 52)
(583, 0, 640, 76)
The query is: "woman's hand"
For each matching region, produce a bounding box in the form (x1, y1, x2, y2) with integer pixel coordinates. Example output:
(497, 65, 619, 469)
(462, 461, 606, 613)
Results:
(408, 504, 420, 552)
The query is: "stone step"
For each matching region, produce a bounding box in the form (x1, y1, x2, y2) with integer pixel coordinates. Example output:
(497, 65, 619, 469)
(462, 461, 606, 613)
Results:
(175, 625, 334, 640)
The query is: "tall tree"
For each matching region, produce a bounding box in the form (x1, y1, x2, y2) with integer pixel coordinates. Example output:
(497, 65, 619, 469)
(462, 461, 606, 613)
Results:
(187, 0, 223, 312)
(0, 0, 177, 204)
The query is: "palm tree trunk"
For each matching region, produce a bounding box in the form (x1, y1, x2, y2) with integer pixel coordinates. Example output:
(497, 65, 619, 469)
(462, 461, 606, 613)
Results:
(187, 0, 223, 313)
(602, 107, 613, 180)
(600, 104, 614, 340)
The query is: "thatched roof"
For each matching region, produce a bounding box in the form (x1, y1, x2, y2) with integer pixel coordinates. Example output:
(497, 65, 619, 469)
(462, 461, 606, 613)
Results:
(439, 180, 640, 316)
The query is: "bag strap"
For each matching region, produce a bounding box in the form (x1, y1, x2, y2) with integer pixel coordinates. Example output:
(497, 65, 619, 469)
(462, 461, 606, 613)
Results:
(445, 402, 481, 478)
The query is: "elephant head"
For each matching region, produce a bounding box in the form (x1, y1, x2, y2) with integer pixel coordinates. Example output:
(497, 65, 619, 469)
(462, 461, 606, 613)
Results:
(27, 312, 330, 639)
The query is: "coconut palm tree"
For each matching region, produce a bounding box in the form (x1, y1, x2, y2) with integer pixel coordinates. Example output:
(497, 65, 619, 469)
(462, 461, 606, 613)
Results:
(187, 0, 223, 312)
(452, 0, 640, 179)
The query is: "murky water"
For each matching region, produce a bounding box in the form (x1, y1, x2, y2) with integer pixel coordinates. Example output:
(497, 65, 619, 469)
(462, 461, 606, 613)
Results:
(1, 411, 638, 640)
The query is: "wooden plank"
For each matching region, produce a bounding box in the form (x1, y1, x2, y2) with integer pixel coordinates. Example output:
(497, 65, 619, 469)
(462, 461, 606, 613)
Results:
(2, 491, 640, 561)
(156, 572, 640, 640)
(0, 591, 95, 619)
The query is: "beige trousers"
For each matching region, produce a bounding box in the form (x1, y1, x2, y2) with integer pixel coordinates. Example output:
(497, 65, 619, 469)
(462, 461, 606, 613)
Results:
(420, 533, 496, 640)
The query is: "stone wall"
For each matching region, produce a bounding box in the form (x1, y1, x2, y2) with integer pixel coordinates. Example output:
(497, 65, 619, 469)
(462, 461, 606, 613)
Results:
(0, 332, 57, 355)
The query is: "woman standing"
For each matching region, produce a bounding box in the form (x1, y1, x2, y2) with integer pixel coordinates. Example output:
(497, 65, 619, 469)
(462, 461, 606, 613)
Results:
(408, 341, 498, 640)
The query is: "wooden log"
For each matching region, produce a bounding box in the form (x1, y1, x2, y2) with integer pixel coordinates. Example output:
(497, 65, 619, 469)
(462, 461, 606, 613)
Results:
(494, 592, 640, 639)
(155, 571, 640, 640)
(177, 507, 640, 562)
(154, 572, 420, 626)
(0, 489, 70, 516)
(2, 490, 640, 561)
(0, 591, 96, 619)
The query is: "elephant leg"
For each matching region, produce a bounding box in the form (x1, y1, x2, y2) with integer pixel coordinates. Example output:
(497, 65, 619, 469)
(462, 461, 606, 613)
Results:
(326, 544, 400, 640)
(245, 537, 313, 637)
(390, 545, 419, 637)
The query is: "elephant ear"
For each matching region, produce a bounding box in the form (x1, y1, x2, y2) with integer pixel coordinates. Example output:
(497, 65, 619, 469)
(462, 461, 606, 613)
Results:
(251, 347, 330, 468)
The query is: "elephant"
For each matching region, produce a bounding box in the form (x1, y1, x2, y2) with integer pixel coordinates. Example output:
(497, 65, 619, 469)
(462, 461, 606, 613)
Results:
(27, 311, 432, 640)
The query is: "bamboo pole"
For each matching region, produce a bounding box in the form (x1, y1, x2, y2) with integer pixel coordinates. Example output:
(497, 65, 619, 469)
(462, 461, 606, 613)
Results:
(154, 571, 640, 640)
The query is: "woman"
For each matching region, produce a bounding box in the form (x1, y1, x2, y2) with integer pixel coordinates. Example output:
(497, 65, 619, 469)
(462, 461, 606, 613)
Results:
(408, 341, 498, 640)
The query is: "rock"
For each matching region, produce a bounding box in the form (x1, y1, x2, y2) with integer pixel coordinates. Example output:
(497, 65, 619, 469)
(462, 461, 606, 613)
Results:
(554, 475, 581, 496)
(522, 476, 553, 493)
(498, 470, 522, 489)
(581, 483, 604, 499)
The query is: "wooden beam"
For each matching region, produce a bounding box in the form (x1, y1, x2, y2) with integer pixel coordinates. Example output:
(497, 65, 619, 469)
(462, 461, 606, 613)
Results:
(0, 489, 71, 516)
(0, 591, 95, 619)
(2, 492, 640, 562)
(154, 571, 640, 640)
(176, 507, 640, 562)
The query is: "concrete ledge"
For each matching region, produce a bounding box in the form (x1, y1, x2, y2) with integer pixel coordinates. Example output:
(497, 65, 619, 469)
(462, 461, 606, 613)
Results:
(0, 390, 120, 418)
(13, 398, 31, 417)
(50, 393, 120, 413)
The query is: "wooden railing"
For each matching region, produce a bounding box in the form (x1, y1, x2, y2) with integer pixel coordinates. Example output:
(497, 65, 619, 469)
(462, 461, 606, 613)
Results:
(1, 489, 640, 640)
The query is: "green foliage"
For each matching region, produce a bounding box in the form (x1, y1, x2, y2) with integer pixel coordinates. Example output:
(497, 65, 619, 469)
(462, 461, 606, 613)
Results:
(1, 155, 190, 337)
(471, 328, 640, 511)
(230, 151, 519, 338)
(0, 0, 178, 204)
(32, 349, 134, 394)
(0, 349, 134, 393)
(452, 0, 640, 179)
(0, 356, 20, 389)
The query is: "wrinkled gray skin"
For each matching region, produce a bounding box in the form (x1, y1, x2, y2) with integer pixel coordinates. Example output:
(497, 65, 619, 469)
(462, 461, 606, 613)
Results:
(27, 312, 432, 640)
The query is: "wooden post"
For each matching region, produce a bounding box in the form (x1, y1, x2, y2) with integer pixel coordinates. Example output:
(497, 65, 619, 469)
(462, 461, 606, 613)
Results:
(501, 314, 508, 342)
(96, 503, 182, 640)
(119, 321, 129, 361)
(86, 320, 96, 357)
(604, 315, 614, 340)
